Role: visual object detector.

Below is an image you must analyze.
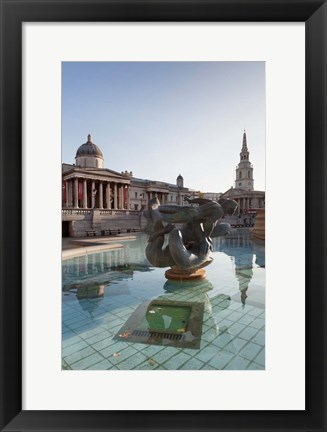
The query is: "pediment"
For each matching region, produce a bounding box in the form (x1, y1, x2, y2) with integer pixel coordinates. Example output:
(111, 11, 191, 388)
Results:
(83, 168, 129, 180)
(62, 166, 130, 182)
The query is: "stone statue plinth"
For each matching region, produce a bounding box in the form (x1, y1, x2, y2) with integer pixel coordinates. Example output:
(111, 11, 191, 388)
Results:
(165, 267, 206, 281)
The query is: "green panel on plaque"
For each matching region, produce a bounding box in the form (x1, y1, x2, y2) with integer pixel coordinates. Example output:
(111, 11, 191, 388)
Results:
(114, 299, 204, 349)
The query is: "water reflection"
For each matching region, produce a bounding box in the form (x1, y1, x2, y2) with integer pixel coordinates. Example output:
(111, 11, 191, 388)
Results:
(62, 251, 153, 317)
(160, 278, 232, 344)
(77, 284, 105, 318)
(62, 242, 150, 283)
(63, 257, 153, 295)
(62, 230, 264, 318)
(212, 230, 265, 306)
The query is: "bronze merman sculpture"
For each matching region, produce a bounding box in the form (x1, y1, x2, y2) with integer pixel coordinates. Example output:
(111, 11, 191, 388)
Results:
(144, 196, 238, 280)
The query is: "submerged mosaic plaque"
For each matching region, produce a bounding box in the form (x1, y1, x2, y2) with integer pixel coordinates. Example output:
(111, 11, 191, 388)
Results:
(114, 299, 205, 349)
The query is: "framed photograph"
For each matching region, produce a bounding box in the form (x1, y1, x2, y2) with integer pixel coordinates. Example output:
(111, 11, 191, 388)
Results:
(0, 0, 326, 431)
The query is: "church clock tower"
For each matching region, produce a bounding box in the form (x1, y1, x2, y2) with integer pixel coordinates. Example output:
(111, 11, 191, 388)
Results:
(235, 130, 254, 191)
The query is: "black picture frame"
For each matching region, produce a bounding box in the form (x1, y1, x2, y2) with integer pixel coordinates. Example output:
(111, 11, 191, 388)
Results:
(0, 1, 326, 431)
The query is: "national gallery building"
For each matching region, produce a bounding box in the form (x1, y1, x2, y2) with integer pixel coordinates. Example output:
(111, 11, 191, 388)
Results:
(62, 135, 194, 237)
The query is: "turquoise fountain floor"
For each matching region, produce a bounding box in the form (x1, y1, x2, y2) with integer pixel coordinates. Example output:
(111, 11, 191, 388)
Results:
(62, 230, 265, 370)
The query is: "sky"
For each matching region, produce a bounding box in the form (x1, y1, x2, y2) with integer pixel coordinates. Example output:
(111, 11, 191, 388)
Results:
(62, 62, 265, 193)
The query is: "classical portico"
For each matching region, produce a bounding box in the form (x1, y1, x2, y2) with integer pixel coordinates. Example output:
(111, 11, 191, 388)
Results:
(63, 169, 130, 210)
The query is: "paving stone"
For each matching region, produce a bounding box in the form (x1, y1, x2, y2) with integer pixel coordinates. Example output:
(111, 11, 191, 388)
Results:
(239, 342, 262, 361)
(163, 352, 191, 370)
(223, 355, 251, 370)
(64, 346, 96, 365)
(179, 357, 205, 370)
(71, 352, 105, 370)
(116, 352, 148, 369)
(208, 350, 235, 369)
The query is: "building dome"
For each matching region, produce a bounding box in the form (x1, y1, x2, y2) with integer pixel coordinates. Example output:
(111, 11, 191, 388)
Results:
(177, 174, 183, 180)
(75, 135, 104, 168)
(76, 134, 104, 159)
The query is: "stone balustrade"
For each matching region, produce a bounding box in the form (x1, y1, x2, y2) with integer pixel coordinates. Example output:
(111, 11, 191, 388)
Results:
(62, 208, 142, 218)
(62, 208, 92, 216)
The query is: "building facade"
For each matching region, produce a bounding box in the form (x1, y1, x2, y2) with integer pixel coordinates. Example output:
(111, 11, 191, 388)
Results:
(62, 135, 195, 237)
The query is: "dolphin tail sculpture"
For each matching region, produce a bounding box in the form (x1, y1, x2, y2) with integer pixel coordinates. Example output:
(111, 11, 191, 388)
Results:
(168, 228, 213, 271)
(145, 222, 175, 268)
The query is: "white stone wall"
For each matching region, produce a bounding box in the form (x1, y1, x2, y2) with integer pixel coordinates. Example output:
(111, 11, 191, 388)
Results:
(75, 155, 104, 169)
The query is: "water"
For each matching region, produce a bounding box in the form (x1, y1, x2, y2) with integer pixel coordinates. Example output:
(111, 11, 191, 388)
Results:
(62, 230, 265, 370)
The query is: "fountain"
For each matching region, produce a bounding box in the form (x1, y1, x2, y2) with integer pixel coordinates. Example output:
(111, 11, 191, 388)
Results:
(144, 196, 238, 280)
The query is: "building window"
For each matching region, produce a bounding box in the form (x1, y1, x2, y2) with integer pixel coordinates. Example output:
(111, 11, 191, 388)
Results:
(134, 204, 138, 210)
(135, 192, 138, 198)
(239, 182, 242, 186)
(239, 172, 242, 179)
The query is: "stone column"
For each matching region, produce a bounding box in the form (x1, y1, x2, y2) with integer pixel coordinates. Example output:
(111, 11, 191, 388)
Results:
(69, 180, 73, 207)
(64, 181, 69, 207)
(91, 181, 95, 208)
(83, 179, 87, 208)
(114, 183, 118, 209)
(127, 186, 130, 209)
(99, 182, 103, 209)
(120, 185, 124, 209)
(106, 183, 111, 209)
(74, 178, 79, 208)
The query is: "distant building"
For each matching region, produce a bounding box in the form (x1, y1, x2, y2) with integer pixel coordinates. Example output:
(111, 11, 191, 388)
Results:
(221, 130, 265, 214)
(129, 174, 194, 211)
(204, 192, 222, 202)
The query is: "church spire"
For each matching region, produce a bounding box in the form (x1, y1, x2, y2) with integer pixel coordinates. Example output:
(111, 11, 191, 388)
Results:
(242, 129, 248, 151)
(235, 130, 254, 191)
(240, 129, 249, 162)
